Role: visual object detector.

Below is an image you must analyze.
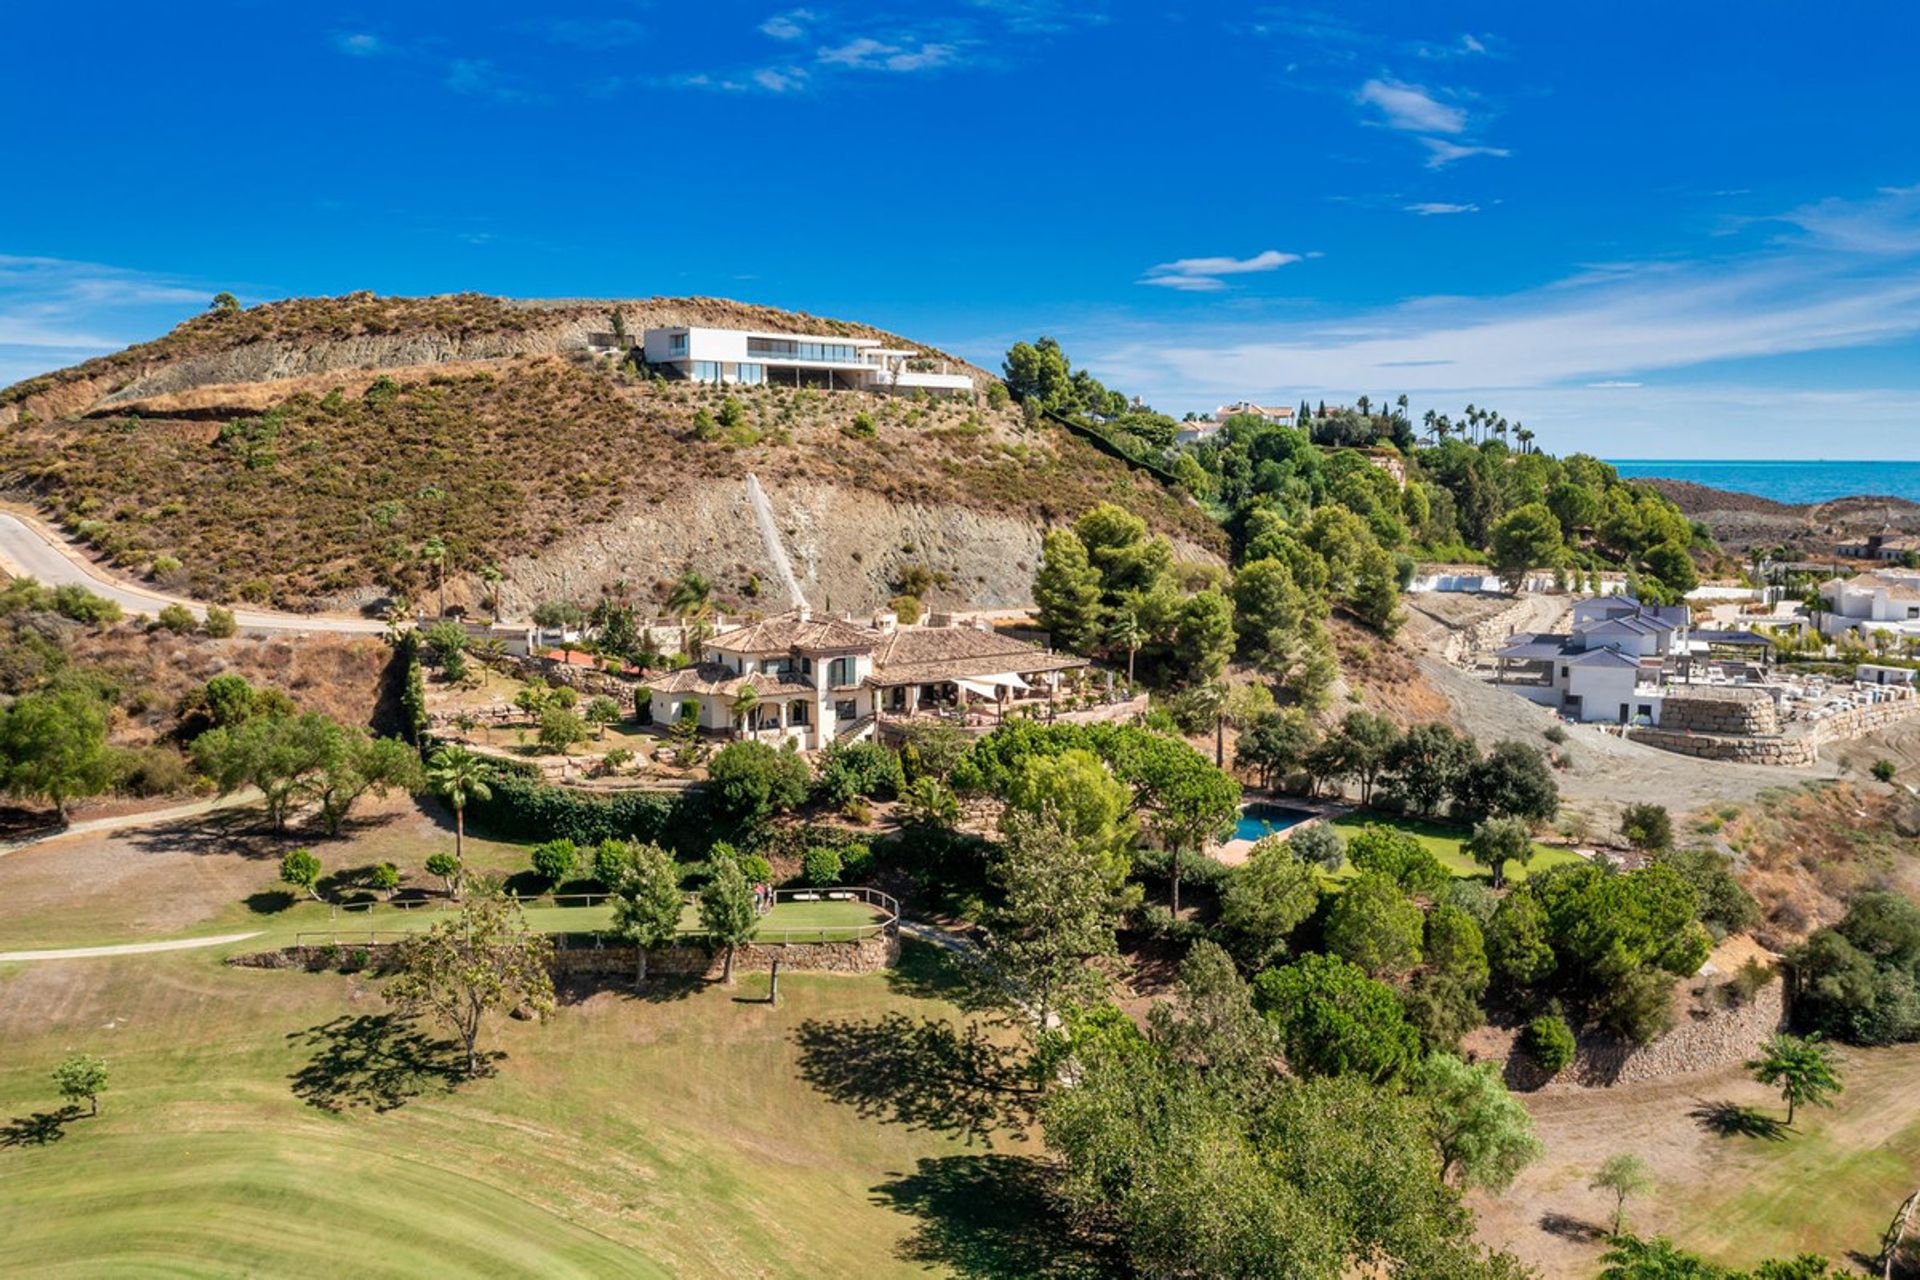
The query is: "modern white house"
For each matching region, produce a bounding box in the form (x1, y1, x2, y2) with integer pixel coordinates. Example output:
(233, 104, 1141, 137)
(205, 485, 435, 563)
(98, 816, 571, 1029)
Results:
(639, 325, 974, 395)
(642, 608, 1085, 749)
(1215, 401, 1297, 426)
(1493, 596, 1690, 724)
(1816, 570, 1920, 642)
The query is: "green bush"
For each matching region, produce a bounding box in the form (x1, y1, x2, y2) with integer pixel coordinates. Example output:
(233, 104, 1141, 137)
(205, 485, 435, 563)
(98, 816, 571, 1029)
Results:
(802, 846, 843, 886)
(531, 838, 581, 885)
(466, 771, 677, 846)
(156, 603, 197, 634)
(813, 739, 904, 807)
(1521, 1013, 1576, 1073)
(202, 604, 238, 638)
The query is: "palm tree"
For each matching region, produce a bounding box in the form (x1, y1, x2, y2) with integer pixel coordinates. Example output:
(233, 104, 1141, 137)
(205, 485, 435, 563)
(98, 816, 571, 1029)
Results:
(1104, 607, 1144, 685)
(730, 688, 760, 739)
(1515, 426, 1535, 454)
(426, 745, 492, 873)
(666, 570, 712, 621)
(477, 563, 503, 618)
(421, 536, 449, 617)
(1191, 680, 1231, 767)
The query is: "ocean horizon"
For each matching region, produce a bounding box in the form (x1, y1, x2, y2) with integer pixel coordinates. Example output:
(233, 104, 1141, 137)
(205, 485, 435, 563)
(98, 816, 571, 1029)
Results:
(1607, 459, 1920, 505)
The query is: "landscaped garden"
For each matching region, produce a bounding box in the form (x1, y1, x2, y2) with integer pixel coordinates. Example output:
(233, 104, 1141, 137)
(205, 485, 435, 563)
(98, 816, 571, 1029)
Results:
(1324, 813, 1583, 885)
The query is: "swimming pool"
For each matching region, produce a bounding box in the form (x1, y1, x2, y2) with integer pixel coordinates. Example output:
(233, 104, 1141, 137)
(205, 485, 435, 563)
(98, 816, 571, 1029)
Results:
(1233, 802, 1317, 842)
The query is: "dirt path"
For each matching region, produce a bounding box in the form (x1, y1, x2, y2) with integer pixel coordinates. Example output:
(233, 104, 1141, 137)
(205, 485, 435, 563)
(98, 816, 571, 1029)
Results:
(0, 932, 261, 962)
(0, 505, 385, 634)
(0, 791, 261, 859)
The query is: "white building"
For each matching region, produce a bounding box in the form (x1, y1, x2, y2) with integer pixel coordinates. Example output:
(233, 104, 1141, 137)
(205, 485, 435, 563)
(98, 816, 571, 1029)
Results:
(642, 608, 1085, 749)
(1817, 570, 1920, 642)
(640, 325, 974, 395)
(1493, 595, 1690, 724)
(1215, 401, 1297, 426)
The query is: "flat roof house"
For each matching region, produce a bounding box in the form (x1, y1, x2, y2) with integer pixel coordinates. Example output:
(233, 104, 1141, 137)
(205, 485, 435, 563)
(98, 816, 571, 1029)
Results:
(1494, 595, 1689, 724)
(642, 608, 1085, 749)
(640, 325, 974, 395)
(1816, 570, 1920, 641)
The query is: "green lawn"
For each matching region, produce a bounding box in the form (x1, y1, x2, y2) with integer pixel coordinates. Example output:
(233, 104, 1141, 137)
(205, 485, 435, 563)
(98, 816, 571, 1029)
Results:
(289, 898, 886, 948)
(0, 941, 1039, 1278)
(1325, 814, 1583, 884)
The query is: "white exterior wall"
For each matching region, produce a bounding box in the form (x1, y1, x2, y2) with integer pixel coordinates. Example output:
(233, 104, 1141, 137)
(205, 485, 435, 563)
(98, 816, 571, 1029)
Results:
(1565, 664, 1639, 722)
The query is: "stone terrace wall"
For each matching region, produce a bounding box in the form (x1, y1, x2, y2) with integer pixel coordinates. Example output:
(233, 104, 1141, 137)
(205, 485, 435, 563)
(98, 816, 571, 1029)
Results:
(1625, 726, 1816, 766)
(1807, 697, 1920, 748)
(1571, 975, 1786, 1087)
(1660, 687, 1779, 735)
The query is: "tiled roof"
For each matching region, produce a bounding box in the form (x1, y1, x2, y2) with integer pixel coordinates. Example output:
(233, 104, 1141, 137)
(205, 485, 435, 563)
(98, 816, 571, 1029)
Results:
(643, 664, 815, 699)
(707, 610, 885, 655)
(868, 626, 1085, 686)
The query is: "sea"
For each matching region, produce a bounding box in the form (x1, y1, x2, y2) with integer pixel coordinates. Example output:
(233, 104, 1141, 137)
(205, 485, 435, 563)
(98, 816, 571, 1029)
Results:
(1608, 459, 1920, 506)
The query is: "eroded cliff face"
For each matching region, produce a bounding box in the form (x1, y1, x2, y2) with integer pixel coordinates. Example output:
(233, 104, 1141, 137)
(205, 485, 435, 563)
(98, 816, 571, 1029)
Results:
(476, 478, 1219, 617)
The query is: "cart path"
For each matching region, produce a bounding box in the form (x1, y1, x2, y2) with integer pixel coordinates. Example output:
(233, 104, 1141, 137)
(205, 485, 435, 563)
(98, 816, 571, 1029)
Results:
(0, 790, 262, 859)
(0, 932, 262, 963)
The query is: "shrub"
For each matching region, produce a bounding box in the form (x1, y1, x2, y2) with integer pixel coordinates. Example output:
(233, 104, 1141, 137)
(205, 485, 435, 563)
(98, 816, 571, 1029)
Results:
(802, 845, 843, 886)
(1288, 822, 1345, 872)
(890, 593, 923, 625)
(113, 744, 193, 796)
(531, 838, 581, 885)
(842, 411, 877, 439)
(465, 771, 677, 845)
(156, 603, 197, 634)
(202, 604, 238, 638)
(1542, 724, 1568, 745)
(1619, 802, 1672, 851)
(1723, 958, 1777, 1007)
(150, 554, 182, 577)
(1522, 1013, 1577, 1073)
(369, 862, 401, 896)
(592, 838, 636, 885)
(709, 740, 812, 821)
(1872, 758, 1898, 783)
(813, 739, 904, 807)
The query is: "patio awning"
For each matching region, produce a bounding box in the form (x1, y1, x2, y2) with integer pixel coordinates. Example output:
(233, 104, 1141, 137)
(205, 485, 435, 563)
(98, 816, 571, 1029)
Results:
(954, 672, 1031, 697)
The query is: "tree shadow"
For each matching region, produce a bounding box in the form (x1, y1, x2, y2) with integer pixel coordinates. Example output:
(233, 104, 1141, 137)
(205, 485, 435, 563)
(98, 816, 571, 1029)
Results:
(1538, 1212, 1609, 1243)
(0, 1106, 80, 1148)
(244, 889, 297, 915)
(552, 972, 698, 1007)
(1689, 1099, 1789, 1141)
(871, 1154, 1121, 1279)
(792, 1012, 1032, 1147)
(286, 1013, 470, 1112)
(127, 807, 284, 860)
(884, 937, 1004, 1015)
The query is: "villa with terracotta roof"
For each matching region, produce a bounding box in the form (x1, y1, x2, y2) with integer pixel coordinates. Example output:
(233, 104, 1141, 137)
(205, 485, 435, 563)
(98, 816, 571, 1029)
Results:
(642, 608, 1087, 749)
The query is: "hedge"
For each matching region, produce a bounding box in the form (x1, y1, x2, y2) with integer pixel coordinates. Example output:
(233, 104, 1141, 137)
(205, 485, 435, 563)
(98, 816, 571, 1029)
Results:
(467, 772, 683, 847)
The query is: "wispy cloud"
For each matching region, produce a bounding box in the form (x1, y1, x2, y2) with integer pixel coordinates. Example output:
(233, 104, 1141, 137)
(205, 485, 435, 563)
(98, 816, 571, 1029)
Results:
(1085, 184, 1920, 414)
(538, 18, 646, 49)
(332, 32, 390, 58)
(1141, 250, 1306, 292)
(444, 58, 543, 104)
(759, 9, 813, 40)
(0, 255, 222, 389)
(1586, 380, 1643, 388)
(818, 38, 961, 73)
(1406, 201, 1479, 216)
(1357, 77, 1464, 134)
(1421, 137, 1510, 169)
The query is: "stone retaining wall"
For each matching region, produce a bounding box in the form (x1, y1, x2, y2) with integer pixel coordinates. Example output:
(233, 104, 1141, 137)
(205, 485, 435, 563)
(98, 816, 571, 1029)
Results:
(231, 929, 899, 978)
(1660, 687, 1779, 736)
(1806, 697, 1920, 748)
(1571, 973, 1786, 1087)
(1439, 596, 1540, 667)
(1625, 726, 1817, 766)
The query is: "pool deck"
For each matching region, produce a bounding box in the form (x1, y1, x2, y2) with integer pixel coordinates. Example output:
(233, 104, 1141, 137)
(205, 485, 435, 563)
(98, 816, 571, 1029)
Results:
(1211, 796, 1350, 866)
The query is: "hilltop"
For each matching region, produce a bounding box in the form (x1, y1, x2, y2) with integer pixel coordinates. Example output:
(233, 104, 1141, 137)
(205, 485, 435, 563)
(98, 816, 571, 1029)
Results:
(0, 294, 1222, 614)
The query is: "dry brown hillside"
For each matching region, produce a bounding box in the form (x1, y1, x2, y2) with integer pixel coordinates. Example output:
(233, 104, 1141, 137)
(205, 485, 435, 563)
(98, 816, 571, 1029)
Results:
(0, 294, 1223, 614)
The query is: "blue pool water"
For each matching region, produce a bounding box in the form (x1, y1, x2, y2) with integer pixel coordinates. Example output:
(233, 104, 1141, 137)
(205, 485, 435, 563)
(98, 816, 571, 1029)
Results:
(1234, 803, 1316, 842)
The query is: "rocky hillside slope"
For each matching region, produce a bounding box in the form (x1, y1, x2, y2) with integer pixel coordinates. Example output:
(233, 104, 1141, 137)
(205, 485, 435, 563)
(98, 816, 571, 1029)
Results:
(0, 294, 1222, 615)
(1642, 476, 1920, 556)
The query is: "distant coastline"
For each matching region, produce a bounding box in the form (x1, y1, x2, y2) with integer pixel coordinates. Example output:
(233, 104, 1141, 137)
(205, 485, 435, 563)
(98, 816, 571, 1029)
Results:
(1608, 459, 1920, 506)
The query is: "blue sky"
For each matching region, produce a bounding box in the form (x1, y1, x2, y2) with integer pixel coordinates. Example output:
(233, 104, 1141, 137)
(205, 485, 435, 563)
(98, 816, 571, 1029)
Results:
(4, 1, 1919, 457)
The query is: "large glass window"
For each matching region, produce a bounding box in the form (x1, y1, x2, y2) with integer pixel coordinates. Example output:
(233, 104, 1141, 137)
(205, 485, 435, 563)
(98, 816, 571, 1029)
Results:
(747, 337, 858, 364)
(668, 332, 689, 355)
(692, 360, 721, 383)
(736, 362, 764, 385)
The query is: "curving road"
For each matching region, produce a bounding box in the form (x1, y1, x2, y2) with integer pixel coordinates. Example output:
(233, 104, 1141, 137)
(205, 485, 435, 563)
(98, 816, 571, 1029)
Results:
(0, 508, 386, 634)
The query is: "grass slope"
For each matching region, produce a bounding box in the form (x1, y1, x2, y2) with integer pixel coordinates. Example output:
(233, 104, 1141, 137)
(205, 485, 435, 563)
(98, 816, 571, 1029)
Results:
(0, 942, 1026, 1278)
(1326, 813, 1582, 884)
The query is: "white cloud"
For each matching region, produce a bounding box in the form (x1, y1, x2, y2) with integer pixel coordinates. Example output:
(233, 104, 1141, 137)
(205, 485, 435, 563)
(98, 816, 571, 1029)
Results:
(1357, 78, 1465, 134)
(817, 38, 961, 73)
(1406, 201, 1479, 215)
(333, 32, 389, 57)
(1421, 137, 1511, 168)
(753, 65, 809, 92)
(1079, 185, 1920, 434)
(1771, 183, 1920, 255)
(0, 254, 223, 388)
(760, 9, 813, 40)
(444, 58, 541, 104)
(1141, 249, 1306, 292)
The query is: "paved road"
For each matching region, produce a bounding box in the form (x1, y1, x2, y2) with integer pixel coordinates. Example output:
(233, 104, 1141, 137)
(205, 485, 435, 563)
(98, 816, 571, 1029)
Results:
(0, 932, 262, 963)
(0, 509, 386, 635)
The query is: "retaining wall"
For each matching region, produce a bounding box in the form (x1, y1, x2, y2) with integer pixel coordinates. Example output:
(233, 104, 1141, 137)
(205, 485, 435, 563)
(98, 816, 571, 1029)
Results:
(1571, 974, 1787, 1087)
(1660, 688, 1779, 736)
